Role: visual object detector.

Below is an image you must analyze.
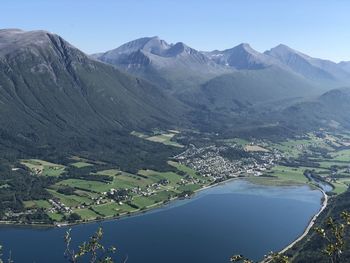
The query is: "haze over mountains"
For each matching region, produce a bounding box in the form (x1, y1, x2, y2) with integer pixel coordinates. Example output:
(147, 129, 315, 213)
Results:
(93, 37, 350, 120)
(93, 36, 350, 91)
(92, 36, 230, 92)
(265, 44, 350, 84)
(1, 28, 350, 166)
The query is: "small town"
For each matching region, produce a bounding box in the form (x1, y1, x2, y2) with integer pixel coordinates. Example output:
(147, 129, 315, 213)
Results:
(175, 143, 283, 180)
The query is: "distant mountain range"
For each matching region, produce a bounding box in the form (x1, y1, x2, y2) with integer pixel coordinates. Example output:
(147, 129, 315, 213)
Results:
(339, 61, 350, 73)
(265, 44, 350, 84)
(277, 87, 350, 131)
(93, 36, 350, 93)
(92, 36, 230, 92)
(1, 29, 350, 166)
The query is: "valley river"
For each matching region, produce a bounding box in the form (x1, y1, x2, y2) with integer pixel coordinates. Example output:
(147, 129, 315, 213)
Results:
(0, 179, 323, 263)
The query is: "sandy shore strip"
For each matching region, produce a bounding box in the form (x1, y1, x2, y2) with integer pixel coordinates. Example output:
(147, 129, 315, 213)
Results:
(262, 188, 328, 262)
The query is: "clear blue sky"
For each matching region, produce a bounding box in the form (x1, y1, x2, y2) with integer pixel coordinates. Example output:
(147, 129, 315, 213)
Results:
(1, 0, 350, 62)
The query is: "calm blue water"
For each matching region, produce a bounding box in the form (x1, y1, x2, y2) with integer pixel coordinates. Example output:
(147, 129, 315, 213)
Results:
(0, 180, 322, 263)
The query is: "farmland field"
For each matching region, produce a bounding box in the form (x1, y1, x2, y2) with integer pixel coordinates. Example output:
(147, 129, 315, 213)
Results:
(267, 166, 309, 184)
(70, 161, 94, 168)
(73, 208, 99, 220)
(131, 130, 184, 148)
(48, 212, 64, 222)
(92, 202, 135, 217)
(168, 161, 198, 177)
(21, 159, 66, 176)
(138, 169, 183, 186)
(10, 132, 350, 226)
(47, 189, 92, 207)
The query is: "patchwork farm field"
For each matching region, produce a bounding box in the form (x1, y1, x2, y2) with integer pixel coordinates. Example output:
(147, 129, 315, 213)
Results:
(10, 131, 350, 226)
(260, 133, 350, 194)
(16, 151, 206, 224)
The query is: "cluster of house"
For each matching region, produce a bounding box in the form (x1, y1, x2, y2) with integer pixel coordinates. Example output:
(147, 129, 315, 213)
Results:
(104, 180, 170, 201)
(179, 177, 204, 185)
(48, 199, 71, 213)
(46, 178, 175, 216)
(33, 141, 286, 219)
(28, 165, 61, 176)
(175, 144, 282, 180)
(137, 181, 168, 196)
(30, 167, 43, 175)
(105, 188, 130, 202)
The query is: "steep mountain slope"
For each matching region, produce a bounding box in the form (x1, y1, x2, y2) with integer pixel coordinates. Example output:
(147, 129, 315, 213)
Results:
(204, 43, 280, 70)
(186, 86, 350, 139)
(2, 30, 347, 154)
(0, 30, 183, 133)
(277, 88, 350, 131)
(92, 37, 230, 92)
(265, 44, 350, 85)
(0, 29, 185, 170)
(179, 66, 318, 114)
(93, 38, 347, 135)
(339, 61, 350, 73)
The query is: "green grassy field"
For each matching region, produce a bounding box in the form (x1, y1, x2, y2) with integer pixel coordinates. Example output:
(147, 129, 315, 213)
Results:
(48, 212, 64, 222)
(269, 166, 310, 184)
(148, 190, 176, 203)
(147, 134, 183, 147)
(132, 196, 155, 208)
(73, 208, 99, 220)
(56, 179, 110, 193)
(131, 130, 183, 147)
(116, 173, 154, 187)
(21, 132, 350, 224)
(74, 189, 100, 199)
(318, 161, 348, 169)
(177, 184, 201, 192)
(273, 140, 310, 158)
(138, 169, 183, 186)
(337, 178, 350, 185)
(70, 161, 94, 168)
(219, 138, 250, 146)
(331, 182, 348, 194)
(246, 176, 305, 187)
(255, 133, 350, 195)
(96, 169, 122, 176)
(56, 172, 155, 193)
(168, 161, 197, 177)
(23, 200, 51, 209)
(330, 149, 350, 162)
(92, 202, 135, 217)
(21, 159, 66, 176)
(272, 135, 333, 158)
(130, 131, 148, 138)
(262, 164, 348, 194)
(48, 189, 92, 207)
